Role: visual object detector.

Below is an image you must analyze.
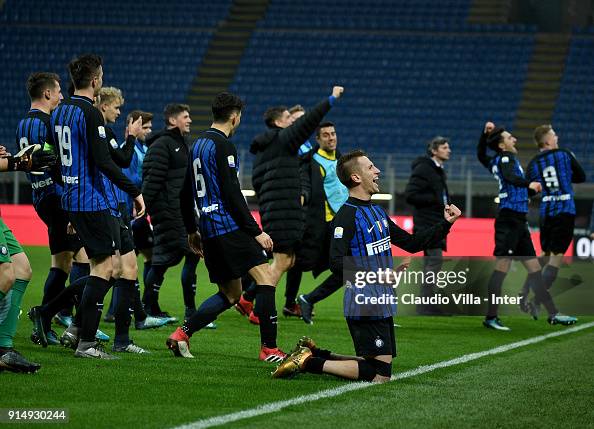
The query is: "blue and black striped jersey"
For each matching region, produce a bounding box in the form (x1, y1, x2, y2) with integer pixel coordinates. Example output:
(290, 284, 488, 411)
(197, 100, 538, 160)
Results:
(181, 128, 261, 239)
(330, 197, 451, 320)
(489, 154, 529, 213)
(15, 109, 60, 207)
(51, 95, 139, 213)
(527, 148, 586, 217)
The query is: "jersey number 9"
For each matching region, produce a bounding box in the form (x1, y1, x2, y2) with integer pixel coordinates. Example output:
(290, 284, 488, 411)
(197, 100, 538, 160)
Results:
(55, 125, 73, 167)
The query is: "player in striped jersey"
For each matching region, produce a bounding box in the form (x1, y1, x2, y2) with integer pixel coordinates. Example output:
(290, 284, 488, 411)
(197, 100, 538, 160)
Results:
(272, 150, 460, 381)
(51, 54, 145, 359)
(477, 122, 577, 330)
(167, 92, 286, 362)
(526, 125, 585, 316)
(15, 72, 84, 345)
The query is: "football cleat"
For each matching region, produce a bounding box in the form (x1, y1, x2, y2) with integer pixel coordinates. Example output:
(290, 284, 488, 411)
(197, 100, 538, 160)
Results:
(235, 295, 254, 317)
(259, 346, 287, 363)
(166, 327, 194, 358)
(282, 303, 302, 318)
(149, 311, 178, 325)
(0, 348, 41, 373)
(205, 322, 217, 329)
(248, 311, 260, 325)
(483, 318, 511, 331)
(31, 329, 60, 346)
(75, 342, 119, 360)
(28, 307, 47, 348)
(60, 330, 79, 349)
(290, 336, 317, 354)
(298, 295, 314, 325)
(135, 316, 168, 330)
(53, 313, 73, 328)
(95, 329, 110, 342)
(548, 313, 578, 326)
(271, 346, 312, 379)
(112, 341, 150, 354)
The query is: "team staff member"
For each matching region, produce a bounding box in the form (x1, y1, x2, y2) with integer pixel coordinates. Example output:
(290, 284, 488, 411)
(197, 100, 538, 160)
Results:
(404, 136, 451, 315)
(142, 104, 199, 323)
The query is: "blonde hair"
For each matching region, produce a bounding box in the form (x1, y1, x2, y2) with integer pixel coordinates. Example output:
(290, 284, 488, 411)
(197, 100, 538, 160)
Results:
(97, 86, 124, 107)
(533, 124, 552, 149)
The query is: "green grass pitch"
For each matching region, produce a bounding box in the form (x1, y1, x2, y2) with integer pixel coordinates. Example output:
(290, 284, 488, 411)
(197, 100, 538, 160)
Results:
(3, 246, 594, 428)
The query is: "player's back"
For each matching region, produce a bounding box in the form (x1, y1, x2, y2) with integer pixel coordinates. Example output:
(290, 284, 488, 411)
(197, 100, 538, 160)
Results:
(15, 109, 60, 206)
(528, 149, 576, 216)
(489, 153, 528, 213)
(190, 129, 239, 239)
(51, 95, 108, 212)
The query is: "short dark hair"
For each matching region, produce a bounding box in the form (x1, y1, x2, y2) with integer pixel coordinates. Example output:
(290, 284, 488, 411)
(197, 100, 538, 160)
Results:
(486, 127, 506, 152)
(316, 121, 335, 138)
(68, 54, 102, 90)
(26, 72, 60, 100)
(337, 149, 367, 188)
(212, 92, 244, 123)
(164, 103, 190, 126)
(426, 136, 449, 157)
(263, 106, 287, 128)
(127, 110, 154, 124)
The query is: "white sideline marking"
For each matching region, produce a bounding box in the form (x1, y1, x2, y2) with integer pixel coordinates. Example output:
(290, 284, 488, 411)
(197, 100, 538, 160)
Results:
(173, 322, 594, 429)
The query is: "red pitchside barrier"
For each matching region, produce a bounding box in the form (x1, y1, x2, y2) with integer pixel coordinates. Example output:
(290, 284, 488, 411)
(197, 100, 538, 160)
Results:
(0, 204, 571, 257)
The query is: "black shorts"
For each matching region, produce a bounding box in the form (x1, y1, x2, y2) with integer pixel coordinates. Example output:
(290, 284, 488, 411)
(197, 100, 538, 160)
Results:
(203, 229, 268, 284)
(117, 204, 135, 255)
(68, 210, 118, 260)
(493, 209, 536, 258)
(36, 194, 82, 255)
(131, 215, 154, 250)
(540, 213, 575, 254)
(347, 316, 396, 358)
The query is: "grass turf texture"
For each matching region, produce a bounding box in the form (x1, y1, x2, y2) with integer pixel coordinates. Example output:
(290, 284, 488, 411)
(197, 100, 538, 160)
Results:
(3, 246, 593, 428)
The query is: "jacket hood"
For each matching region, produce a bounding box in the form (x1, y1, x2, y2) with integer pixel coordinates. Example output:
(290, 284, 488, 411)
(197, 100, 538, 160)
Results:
(249, 128, 280, 154)
(145, 127, 184, 146)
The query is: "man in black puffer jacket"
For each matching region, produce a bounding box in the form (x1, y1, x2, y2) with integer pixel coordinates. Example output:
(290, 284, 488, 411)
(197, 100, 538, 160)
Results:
(141, 104, 199, 323)
(250, 86, 344, 286)
(404, 136, 451, 315)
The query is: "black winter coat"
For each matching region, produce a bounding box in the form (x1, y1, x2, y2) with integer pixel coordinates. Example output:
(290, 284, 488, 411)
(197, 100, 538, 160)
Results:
(142, 127, 190, 265)
(404, 156, 450, 250)
(250, 98, 333, 252)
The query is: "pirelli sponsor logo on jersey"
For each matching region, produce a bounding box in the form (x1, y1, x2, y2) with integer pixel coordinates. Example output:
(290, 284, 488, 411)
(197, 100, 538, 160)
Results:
(366, 236, 391, 256)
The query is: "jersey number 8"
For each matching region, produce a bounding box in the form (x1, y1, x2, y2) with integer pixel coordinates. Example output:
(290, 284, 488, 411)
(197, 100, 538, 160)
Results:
(55, 125, 72, 167)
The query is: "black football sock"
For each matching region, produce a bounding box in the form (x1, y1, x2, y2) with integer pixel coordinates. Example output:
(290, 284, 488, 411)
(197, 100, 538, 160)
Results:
(132, 280, 147, 322)
(42, 268, 68, 305)
(254, 285, 277, 348)
(41, 276, 87, 332)
(243, 281, 257, 302)
(182, 292, 232, 336)
(142, 260, 152, 287)
(143, 265, 166, 315)
(542, 265, 559, 290)
(305, 273, 342, 304)
(114, 278, 135, 346)
(486, 270, 507, 319)
(181, 255, 198, 314)
(526, 271, 558, 316)
(79, 276, 112, 342)
(284, 267, 302, 307)
(304, 356, 326, 374)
